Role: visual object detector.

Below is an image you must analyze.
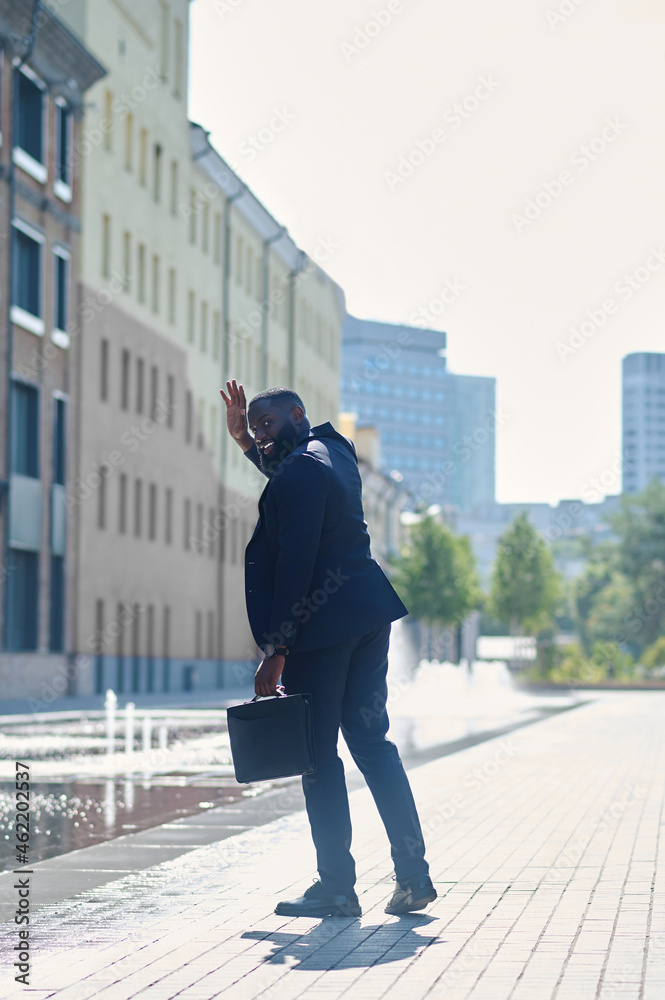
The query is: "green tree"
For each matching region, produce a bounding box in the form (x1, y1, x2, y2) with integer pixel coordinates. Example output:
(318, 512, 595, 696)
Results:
(641, 636, 665, 671)
(571, 542, 620, 652)
(392, 514, 480, 653)
(489, 512, 561, 636)
(610, 479, 665, 648)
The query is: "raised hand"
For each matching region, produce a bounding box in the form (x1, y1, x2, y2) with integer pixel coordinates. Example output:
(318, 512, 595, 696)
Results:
(220, 380, 254, 451)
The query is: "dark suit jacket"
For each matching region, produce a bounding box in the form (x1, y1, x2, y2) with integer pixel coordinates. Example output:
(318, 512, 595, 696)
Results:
(244, 422, 408, 653)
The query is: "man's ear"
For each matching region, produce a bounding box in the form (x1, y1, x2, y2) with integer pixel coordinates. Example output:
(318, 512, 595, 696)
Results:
(291, 405, 305, 426)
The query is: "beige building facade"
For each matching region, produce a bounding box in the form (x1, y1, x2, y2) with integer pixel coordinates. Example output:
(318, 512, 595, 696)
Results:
(46, 0, 344, 699)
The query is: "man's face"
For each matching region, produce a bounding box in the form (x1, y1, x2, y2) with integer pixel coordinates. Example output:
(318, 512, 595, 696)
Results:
(248, 403, 301, 475)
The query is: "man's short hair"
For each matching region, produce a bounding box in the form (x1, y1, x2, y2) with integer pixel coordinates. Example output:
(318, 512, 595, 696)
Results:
(248, 387, 306, 414)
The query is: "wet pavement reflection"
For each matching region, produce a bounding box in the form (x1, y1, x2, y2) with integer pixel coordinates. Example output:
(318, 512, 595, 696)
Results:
(0, 775, 270, 867)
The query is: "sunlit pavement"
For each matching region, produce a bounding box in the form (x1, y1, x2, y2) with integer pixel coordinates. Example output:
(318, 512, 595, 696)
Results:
(2, 683, 665, 998)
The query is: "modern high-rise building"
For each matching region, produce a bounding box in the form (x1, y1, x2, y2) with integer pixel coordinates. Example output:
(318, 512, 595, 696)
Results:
(341, 315, 497, 512)
(622, 352, 665, 494)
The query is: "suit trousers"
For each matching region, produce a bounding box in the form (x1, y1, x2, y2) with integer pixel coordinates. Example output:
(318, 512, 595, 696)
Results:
(282, 623, 429, 894)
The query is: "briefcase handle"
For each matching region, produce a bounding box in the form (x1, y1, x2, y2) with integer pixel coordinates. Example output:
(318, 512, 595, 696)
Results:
(250, 684, 287, 703)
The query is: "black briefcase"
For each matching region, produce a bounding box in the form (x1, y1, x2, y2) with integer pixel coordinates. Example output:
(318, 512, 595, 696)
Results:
(226, 691, 316, 783)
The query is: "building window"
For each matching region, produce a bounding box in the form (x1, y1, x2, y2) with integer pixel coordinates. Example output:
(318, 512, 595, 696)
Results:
(53, 396, 66, 485)
(202, 204, 209, 254)
(170, 160, 178, 216)
(100, 339, 109, 401)
(208, 507, 216, 560)
(185, 390, 192, 443)
(136, 357, 144, 414)
(168, 268, 176, 324)
(134, 479, 142, 537)
(101, 214, 111, 279)
(195, 610, 202, 658)
(15, 66, 45, 180)
(103, 90, 113, 150)
(11, 380, 39, 477)
(98, 466, 106, 529)
(116, 600, 125, 693)
(196, 503, 203, 552)
(139, 128, 148, 185)
(6, 550, 39, 651)
(213, 213, 222, 263)
(131, 606, 140, 692)
(55, 99, 72, 199)
(149, 483, 157, 540)
(165, 487, 173, 544)
(137, 243, 146, 303)
(12, 221, 43, 335)
(121, 349, 130, 410)
(212, 311, 220, 361)
(188, 190, 197, 245)
(246, 247, 253, 295)
(53, 248, 69, 340)
(151, 254, 160, 313)
(163, 605, 171, 690)
(160, 0, 170, 78)
(200, 301, 208, 353)
(94, 599, 105, 660)
(167, 375, 175, 428)
(207, 610, 214, 657)
(184, 497, 191, 549)
(235, 235, 243, 285)
(173, 18, 184, 99)
(198, 398, 205, 450)
(187, 290, 195, 342)
(119, 473, 127, 533)
(153, 143, 163, 202)
(124, 112, 133, 170)
(150, 365, 158, 419)
(122, 231, 131, 292)
(147, 603, 155, 692)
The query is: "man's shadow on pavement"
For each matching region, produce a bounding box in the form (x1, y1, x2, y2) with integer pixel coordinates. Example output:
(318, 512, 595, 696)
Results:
(242, 914, 443, 970)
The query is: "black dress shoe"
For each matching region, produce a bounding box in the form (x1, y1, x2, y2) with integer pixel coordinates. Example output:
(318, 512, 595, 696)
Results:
(274, 879, 361, 917)
(385, 874, 437, 914)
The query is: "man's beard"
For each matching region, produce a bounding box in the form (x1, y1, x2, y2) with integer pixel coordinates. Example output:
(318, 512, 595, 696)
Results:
(258, 424, 300, 476)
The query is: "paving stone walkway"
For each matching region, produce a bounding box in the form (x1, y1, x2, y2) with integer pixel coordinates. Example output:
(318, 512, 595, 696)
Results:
(1, 691, 664, 999)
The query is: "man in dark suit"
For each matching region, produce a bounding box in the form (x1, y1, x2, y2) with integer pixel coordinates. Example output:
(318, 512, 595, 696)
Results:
(220, 380, 436, 917)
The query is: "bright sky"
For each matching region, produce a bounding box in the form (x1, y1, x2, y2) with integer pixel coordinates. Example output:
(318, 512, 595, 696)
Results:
(188, 0, 665, 505)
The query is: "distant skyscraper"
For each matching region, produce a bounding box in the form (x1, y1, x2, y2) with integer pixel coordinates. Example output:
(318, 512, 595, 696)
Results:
(622, 352, 665, 494)
(341, 315, 496, 511)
